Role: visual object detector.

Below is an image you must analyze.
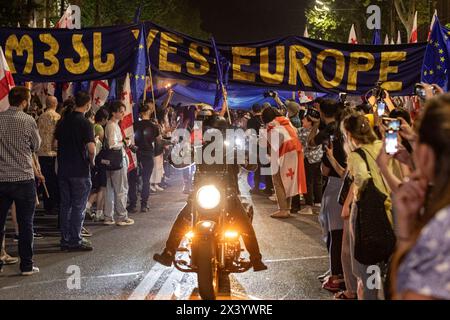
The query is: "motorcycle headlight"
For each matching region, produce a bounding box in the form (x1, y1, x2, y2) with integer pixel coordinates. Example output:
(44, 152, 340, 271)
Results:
(196, 185, 221, 210)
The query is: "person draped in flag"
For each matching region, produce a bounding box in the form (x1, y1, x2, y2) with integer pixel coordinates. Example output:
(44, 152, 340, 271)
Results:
(260, 107, 307, 219)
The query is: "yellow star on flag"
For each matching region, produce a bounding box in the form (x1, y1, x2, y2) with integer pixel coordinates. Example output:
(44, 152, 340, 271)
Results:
(441, 56, 445, 62)
(135, 75, 139, 79)
(139, 44, 144, 49)
(437, 65, 442, 70)
(141, 75, 145, 80)
(439, 49, 444, 54)
(435, 42, 439, 47)
(424, 70, 428, 76)
(429, 70, 434, 75)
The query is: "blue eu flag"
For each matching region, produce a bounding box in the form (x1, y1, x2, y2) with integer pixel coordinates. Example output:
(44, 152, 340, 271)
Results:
(131, 25, 148, 119)
(108, 79, 117, 101)
(421, 16, 450, 91)
(372, 29, 381, 45)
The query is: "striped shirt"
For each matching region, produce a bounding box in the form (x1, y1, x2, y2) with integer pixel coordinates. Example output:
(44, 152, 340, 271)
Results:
(0, 107, 41, 182)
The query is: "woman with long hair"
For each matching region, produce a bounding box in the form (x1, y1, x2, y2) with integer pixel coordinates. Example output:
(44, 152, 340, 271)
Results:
(391, 94, 450, 300)
(343, 114, 393, 300)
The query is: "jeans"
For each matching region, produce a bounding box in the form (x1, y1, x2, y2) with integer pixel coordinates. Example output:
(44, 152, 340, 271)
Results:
(38, 156, 60, 212)
(0, 180, 36, 272)
(304, 159, 322, 205)
(59, 177, 92, 247)
(129, 152, 154, 208)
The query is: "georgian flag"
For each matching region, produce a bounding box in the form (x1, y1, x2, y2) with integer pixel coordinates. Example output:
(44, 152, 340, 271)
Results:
(266, 116, 307, 197)
(90, 80, 109, 112)
(348, 24, 358, 44)
(55, 6, 74, 29)
(120, 74, 137, 172)
(0, 47, 15, 112)
(410, 11, 418, 43)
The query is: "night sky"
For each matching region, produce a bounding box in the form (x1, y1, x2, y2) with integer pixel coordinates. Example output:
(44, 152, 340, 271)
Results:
(193, 0, 308, 43)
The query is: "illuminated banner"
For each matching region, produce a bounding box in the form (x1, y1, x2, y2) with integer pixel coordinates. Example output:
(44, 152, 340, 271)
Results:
(144, 22, 426, 95)
(0, 23, 427, 95)
(0, 24, 139, 82)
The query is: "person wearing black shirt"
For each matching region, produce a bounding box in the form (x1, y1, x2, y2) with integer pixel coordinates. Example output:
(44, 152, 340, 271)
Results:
(55, 91, 96, 251)
(128, 103, 160, 212)
(246, 103, 266, 195)
(308, 99, 345, 291)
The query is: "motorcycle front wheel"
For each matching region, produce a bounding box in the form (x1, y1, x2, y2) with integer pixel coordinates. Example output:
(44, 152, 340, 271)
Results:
(196, 238, 219, 300)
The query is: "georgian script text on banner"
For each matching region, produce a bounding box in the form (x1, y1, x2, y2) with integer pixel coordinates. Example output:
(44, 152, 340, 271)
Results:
(0, 24, 139, 82)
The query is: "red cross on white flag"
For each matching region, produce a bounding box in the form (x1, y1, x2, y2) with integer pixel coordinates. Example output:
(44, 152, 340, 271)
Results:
(0, 47, 15, 112)
(120, 74, 136, 172)
(89, 80, 109, 112)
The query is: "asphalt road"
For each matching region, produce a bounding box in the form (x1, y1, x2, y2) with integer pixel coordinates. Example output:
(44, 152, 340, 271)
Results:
(0, 171, 332, 300)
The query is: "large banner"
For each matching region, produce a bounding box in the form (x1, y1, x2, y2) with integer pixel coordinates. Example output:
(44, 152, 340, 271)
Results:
(0, 24, 139, 83)
(0, 22, 427, 95)
(144, 22, 426, 95)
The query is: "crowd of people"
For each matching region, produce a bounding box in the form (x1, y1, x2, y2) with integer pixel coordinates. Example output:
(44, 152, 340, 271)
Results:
(0, 82, 449, 300)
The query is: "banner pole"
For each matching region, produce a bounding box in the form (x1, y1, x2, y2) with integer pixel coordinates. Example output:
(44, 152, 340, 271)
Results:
(148, 66, 157, 121)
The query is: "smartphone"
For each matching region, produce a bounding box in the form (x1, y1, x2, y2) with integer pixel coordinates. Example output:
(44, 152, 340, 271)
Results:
(388, 119, 400, 131)
(377, 101, 386, 117)
(385, 131, 398, 155)
(414, 83, 433, 100)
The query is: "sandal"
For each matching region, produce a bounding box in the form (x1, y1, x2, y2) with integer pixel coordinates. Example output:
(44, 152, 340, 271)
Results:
(334, 291, 357, 300)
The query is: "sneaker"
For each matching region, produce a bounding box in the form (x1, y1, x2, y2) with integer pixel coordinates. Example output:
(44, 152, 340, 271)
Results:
(150, 185, 157, 192)
(13, 234, 19, 242)
(140, 205, 150, 213)
(85, 208, 95, 220)
(33, 233, 44, 239)
(270, 210, 291, 219)
(268, 194, 278, 202)
(299, 206, 313, 215)
(116, 218, 135, 226)
(1, 254, 19, 265)
(68, 240, 93, 252)
(81, 227, 92, 237)
(127, 206, 138, 214)
(95, 211, 105, 222)
(103, 220, 115, 226)
(155, 184, 165, 191)
(153, 251, 173, 267)
(21, 266, 40, 276)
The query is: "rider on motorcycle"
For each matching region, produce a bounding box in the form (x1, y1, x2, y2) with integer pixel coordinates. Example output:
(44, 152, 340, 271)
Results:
(153, 104, 268, 272)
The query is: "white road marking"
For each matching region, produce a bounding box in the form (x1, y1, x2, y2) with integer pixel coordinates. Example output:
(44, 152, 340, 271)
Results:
(264, 255, 328, 263)
(153, 268, 187, 300)
(127, 264, 168, 300)
(0, 271, 143, 291)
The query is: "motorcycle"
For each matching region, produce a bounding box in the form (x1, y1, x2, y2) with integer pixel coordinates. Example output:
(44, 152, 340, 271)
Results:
(173, 163, 255, 300)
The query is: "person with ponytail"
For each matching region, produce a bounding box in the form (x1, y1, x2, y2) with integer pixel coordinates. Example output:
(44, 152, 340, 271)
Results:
(391, 94, 450, 300)
(343, 114, 393, 300)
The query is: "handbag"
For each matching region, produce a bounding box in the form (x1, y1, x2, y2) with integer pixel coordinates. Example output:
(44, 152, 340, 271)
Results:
(353, 148, 396, 265)
(97, 127, 124, 171)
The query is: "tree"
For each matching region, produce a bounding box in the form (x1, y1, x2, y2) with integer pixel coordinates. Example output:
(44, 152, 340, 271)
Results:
(306, 0, 437, 44)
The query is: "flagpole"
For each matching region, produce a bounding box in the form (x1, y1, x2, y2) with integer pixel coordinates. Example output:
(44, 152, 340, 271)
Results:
(148, 65, 157, 122)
